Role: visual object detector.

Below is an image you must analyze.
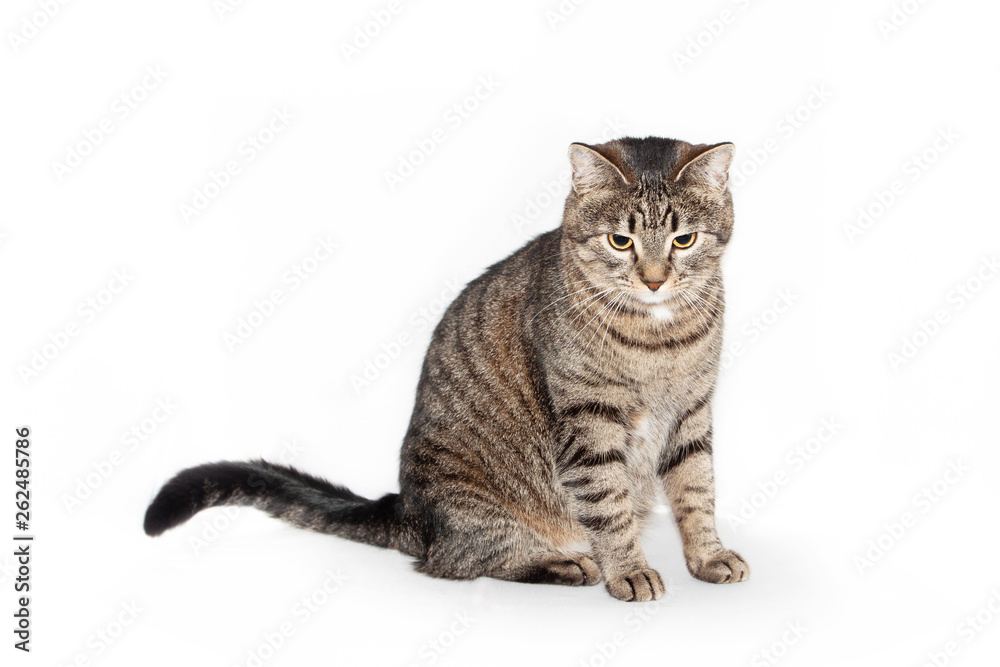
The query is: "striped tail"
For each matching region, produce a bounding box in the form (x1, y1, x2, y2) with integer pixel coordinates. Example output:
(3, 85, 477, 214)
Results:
(143, 459, 419, 555)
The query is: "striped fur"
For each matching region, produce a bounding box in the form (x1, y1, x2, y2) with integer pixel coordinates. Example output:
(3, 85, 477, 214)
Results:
(144, 136, 749, 601)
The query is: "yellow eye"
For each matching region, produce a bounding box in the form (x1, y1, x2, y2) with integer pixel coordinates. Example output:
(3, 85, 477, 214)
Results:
(672, 232, 697, 248)
(608, 234, 633, 250)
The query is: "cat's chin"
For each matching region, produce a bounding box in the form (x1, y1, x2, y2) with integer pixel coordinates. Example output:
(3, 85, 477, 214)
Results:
(633, 290, 679, 306)
(629, 291, 682, 322)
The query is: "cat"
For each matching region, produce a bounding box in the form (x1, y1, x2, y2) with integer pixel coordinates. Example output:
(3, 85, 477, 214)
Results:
(144, 136, 749, 602)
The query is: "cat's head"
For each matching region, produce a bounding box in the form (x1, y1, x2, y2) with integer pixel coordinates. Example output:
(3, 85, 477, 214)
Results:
(561, 136, 734, 316)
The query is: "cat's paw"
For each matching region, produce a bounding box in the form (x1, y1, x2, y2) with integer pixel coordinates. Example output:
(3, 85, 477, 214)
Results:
(605, 567, 665, 602)
(551, 553, 602, 586)
(519, 552, 602, 586)
(688, 549, 750, 583)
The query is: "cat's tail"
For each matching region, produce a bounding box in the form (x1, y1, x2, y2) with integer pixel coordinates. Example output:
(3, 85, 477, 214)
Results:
(143, 459, 421, 556)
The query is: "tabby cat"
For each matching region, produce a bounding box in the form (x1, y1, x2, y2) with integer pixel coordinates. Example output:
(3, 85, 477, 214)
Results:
(145, 136, 749, 602)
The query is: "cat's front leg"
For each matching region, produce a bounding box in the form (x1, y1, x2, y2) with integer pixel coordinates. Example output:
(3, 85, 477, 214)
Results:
(556, 410, 665, 602)
(659, 402, 749, 583)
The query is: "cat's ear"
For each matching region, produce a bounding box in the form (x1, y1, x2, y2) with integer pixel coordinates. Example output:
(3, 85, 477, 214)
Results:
(674, 142, 735, 192)
(568, 143, 629, 195)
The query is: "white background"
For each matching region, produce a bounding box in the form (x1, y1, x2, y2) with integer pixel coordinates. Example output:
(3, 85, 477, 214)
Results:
(3, 0, 999, 665)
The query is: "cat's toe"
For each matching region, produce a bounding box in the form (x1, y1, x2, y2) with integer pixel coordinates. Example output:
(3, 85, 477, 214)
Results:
(523, 552, 602, 586)
(605, 567, 665, 602)
(689, 549, 750, 584)
(546, 553, 601, 586)
(565, 553, 602, 586)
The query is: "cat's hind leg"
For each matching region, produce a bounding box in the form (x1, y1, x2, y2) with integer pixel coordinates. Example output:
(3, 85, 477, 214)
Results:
(496, 551, 602, 587)
(411, 497, 600, 586)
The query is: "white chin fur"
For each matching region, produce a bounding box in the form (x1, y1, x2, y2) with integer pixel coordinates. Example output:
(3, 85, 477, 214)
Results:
(650, 305, 674, 321)
(632, 290, 677, 320)
(635, 290, 675, 305)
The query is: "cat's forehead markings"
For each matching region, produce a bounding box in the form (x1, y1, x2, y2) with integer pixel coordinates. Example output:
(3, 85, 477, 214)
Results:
(658, 200, 675, 232)
(629, 197, 674, 233)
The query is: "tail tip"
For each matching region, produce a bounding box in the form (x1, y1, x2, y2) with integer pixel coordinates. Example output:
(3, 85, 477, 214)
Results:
(143, 472, 206, 536)
(143, 492, 192, 536)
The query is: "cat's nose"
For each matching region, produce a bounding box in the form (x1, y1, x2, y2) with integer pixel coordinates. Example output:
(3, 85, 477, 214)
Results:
(642, 280, 665, 291)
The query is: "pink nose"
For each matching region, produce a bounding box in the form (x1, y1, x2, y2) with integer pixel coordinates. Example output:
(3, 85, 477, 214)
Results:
(643, 280, 665, 291)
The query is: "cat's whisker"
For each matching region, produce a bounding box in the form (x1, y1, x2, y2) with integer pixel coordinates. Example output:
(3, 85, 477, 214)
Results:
(678, 289, 714, 330)
(682, 289, 722, 331)
(561, 288, 618, 333)
(525, 284, 601, 328)
(676, 290, 699, 324)
(588, 292, 626, 354)
(579, 292, 624, 350)
(688, 284, 725, 297)
(591, 292, 627, 357)
(680, 287, 714, 313)
(684, 286, 720, 309)
(687, 290, 724, 319)
(570, 290, 623, 348)
(598, 293, 629, 365)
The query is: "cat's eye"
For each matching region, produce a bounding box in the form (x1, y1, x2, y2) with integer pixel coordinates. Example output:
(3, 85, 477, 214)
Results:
(608, 234, 633, 250)
(672, 233, 697, 249)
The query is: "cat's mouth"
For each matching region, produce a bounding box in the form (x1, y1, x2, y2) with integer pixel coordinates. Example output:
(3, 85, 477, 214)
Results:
(632, 288, 681, 306)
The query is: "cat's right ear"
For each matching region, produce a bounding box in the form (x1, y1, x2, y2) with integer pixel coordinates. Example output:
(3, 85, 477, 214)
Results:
(568, 143, 629, 195)
(674, 142, 735, 192)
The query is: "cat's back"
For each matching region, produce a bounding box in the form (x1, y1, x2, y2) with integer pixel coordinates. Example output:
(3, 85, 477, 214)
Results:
(431, 229, 561, 347)
(406, 230, 561, 429)
(400, 229, 564, 505)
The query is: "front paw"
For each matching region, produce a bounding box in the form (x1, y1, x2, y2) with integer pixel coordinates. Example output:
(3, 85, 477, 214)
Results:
(688, 549, 750, 583)
(605, 567, 665, 602)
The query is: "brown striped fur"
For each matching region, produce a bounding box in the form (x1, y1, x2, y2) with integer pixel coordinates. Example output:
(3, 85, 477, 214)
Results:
(144, 136, 748, 602)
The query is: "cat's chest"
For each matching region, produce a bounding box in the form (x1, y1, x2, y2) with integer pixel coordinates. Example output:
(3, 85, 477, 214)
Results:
(628, 411, 670, 458)
(623, 410, 671, 505)
(622, 362, 707, 465)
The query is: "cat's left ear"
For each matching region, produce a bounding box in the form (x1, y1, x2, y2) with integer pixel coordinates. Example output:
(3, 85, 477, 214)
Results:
(674, 142, 735, 192)
(568, 143, 629, 195)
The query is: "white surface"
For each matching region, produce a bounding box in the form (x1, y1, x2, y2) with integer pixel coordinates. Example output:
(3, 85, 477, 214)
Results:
(3, 1, 999, 665)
